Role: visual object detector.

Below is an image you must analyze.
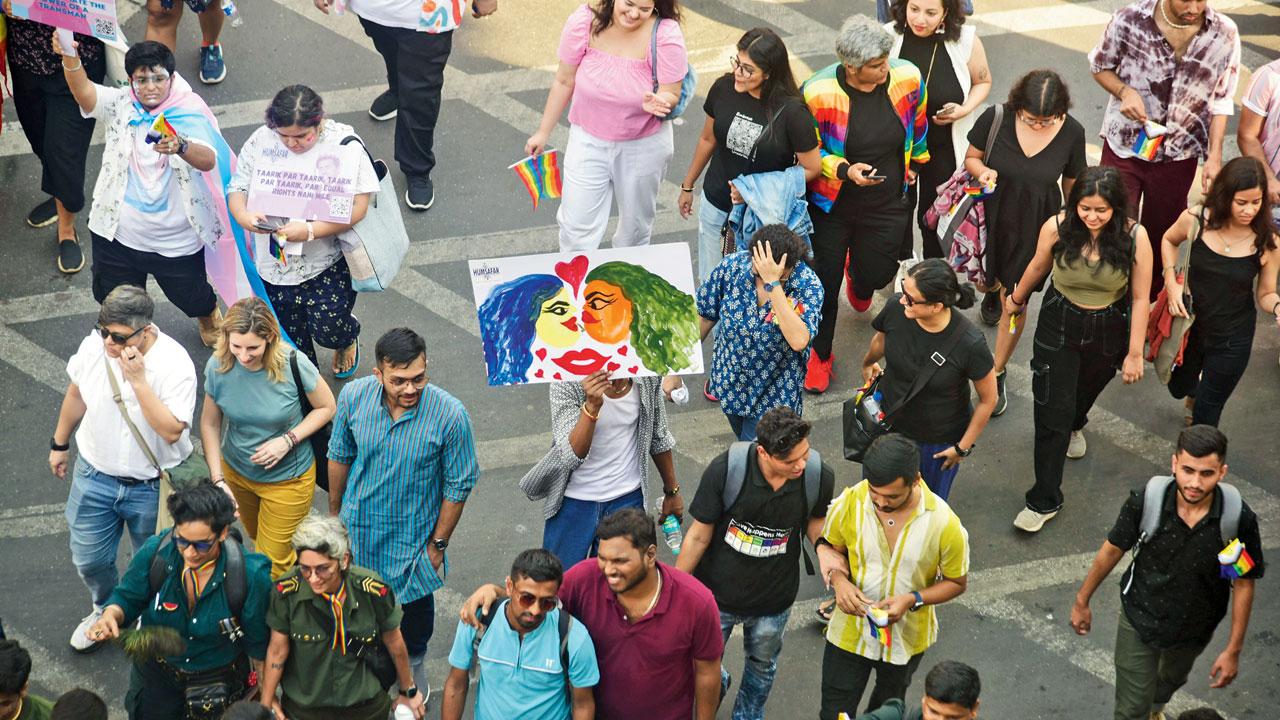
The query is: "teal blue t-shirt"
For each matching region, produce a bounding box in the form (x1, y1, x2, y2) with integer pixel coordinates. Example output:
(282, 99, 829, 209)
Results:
(204, 352, 319, 483)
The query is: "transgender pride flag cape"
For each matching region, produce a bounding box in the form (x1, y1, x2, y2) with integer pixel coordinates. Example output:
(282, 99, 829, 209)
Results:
(126, 75, 294, 345)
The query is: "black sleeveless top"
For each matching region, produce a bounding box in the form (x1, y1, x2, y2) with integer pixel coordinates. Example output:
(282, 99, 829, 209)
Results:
(1188, 227, 1262, 345)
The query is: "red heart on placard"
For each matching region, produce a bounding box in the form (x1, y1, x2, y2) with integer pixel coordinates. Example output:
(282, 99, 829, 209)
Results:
(535, 348, 547, 360)
(534, 369, 544, 378)
(554, 255, 589, 295)
(628, 366, 639, 373)
(617, 346, 628, 356)
(554, 372, 563, 380)
(607, 362, 620, 372)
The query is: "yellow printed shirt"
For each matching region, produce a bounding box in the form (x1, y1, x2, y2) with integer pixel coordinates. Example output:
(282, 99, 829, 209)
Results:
(822, 480, 969, 664)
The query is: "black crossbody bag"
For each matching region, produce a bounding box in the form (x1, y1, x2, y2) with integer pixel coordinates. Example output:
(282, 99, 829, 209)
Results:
(289, 351, 334, 492)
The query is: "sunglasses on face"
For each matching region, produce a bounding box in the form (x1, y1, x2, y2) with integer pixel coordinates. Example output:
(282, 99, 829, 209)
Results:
(96, 323, 146, 345)
(515, 592, 559, 612)
(900, 280, 925, 307)
(173, 534, 217, 553)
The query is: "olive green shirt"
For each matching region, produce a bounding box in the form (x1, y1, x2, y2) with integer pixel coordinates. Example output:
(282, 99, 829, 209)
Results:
(266, 565, 403, 709)
(17, 694, 53, 720)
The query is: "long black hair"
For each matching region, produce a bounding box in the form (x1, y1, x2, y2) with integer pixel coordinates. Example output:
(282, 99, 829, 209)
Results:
(591, 0, 681, 35)
(733, 28, 802, 116)
(890, 0, 966, 43)
(1054, 166, 1133, 275)
(1202, 157, 1278, 252)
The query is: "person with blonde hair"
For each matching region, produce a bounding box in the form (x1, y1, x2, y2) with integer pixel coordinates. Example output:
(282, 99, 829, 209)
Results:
(199, 296, 336, 577)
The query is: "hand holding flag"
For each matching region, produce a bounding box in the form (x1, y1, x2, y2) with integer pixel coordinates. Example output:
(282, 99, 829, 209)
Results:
(510, 149, 563, 209)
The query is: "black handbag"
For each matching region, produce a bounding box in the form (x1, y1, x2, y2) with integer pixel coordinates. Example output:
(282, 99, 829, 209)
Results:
(290, 351, 334, 492)
(180, 661, 249, 720)
(842, 325, 967, 462)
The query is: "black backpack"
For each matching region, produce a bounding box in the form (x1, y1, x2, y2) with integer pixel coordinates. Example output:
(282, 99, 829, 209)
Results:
(471, 601, 573, 704)
(148, 530, 248, 639)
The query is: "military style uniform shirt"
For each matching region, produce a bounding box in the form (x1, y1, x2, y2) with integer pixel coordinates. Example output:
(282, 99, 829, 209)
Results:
(106, 532, 273, 671)
(1109, 483, 1265, 649)
(14, 694, 54, 720)
(266, 565, 403, 711)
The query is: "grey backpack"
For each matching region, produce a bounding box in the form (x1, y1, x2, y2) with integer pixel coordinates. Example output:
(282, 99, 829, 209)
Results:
(1122, 475, 1241, 594)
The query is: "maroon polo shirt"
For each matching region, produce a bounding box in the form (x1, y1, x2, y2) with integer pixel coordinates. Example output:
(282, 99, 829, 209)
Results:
(560, 559, 723, 720)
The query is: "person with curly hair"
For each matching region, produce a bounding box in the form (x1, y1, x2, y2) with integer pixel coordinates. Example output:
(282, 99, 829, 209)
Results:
(698, 224, 823, 440)
(582, 260, 700, 374)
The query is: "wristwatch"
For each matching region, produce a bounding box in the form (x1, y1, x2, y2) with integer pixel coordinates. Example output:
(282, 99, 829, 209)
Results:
(399, 685, 419, 699)
(909, 590, 925, 612)
(432, 538, 449, 551)
(953, 443, 974, 457)
(176, 137, 189, 156)
(663, 484, 681, 497)
(50, 436, 70, 452)
(762, 281, 779, 293)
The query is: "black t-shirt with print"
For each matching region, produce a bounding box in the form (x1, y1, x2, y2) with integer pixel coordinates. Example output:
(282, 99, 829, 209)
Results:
(701, 74, 819, 213)
(872, 299, 994, 444)
(689, 446, 835, 616)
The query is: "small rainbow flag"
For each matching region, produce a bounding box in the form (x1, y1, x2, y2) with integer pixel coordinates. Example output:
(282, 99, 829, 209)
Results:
(867, 606, 892, 649)
(1131, 121, 1167, 162)
(509, 150, 563, 209)
(268, 236, 287, 267)
(1218, 538, 1256, 580)
(145, 113, 178, 145)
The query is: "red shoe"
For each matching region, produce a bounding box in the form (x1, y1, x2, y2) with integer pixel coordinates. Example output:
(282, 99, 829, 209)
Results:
(850, 293, 873, 313)
(703, 379, 718, 403)
(804, 352, 834, 394)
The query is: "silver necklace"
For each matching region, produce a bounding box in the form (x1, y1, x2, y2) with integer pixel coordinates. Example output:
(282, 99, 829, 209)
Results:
(1158, 0, 1193, 30)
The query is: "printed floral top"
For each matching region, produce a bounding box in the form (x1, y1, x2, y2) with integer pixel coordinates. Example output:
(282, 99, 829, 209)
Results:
(84, 80, 223, 247)
(1087, 0, 1240, 162)
(6, 17, 102, 76)
(697, 252, 823, 419)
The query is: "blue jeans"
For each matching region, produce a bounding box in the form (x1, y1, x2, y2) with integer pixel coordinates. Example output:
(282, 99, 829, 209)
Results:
(698, 195, 731, 283)
(543, 487, 644, 565)
(65, 458, 159, 606)
(725, 414, 760, 442)
(918, 442, 961, 500)
(719, 608, 791, 720)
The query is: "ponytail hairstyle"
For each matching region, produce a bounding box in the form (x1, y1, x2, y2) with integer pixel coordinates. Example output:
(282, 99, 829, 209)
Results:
(1202, 157, 1278, 252)
(1055, 165, 1133, 276)
(265, 84, 325, 129)
(907, 258, 976, 309)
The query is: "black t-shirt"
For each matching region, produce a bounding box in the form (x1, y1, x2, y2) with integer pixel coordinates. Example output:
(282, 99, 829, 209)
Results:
(689, 447, 836, 616)
(835, 67, 906, 205)
(871, 299, 994, 444)
(1108, 483, 1265, 650)
(702, 75, 819, 212)
(898, 32, 963, 167)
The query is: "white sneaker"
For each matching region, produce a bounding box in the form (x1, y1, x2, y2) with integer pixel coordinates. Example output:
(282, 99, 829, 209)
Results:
(1066, 431, 1087, 459)
(1013, 507, 1058, 533)
(70, 607, 104, 653)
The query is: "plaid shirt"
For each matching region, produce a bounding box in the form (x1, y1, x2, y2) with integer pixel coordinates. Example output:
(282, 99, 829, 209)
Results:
(1088, 0, 1240, 162)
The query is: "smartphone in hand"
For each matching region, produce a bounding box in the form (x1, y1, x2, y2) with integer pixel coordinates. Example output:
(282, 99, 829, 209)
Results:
(863, 168, 887, 181)
(253, 216, 288, 232)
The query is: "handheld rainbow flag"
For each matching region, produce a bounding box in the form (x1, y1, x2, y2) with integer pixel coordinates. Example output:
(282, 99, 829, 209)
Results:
(268, 236, 288, 267)
(1218, 538, 1256, 580)
(509, 150, 563, 209)
(145, 113, 179, 145)
(867, 606, 892, 649)
(1131, 121, 1167, 162)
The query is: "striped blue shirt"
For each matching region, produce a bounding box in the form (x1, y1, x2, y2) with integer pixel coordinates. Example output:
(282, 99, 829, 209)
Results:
(328, 377, 480, 603)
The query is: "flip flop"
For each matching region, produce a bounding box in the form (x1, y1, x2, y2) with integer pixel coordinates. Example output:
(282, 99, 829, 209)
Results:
(334, 342, 360, 379)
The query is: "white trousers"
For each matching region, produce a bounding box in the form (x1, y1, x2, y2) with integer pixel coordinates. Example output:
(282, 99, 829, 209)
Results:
(557, 122, 675, 252)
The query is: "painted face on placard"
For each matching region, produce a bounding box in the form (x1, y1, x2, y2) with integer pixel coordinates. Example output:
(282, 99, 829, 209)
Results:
(534, 288, 580, 349)
(582, 280, 633, 345)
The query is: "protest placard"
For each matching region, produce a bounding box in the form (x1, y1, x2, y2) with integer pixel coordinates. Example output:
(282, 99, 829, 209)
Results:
(246, 143, 361, 223)
(10, 0, 119, 42)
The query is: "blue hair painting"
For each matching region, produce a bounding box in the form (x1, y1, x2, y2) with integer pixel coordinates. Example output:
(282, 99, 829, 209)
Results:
(478, 274, 565, 385)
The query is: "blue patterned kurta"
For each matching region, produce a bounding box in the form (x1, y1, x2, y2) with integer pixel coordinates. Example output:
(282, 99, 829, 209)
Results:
(327, 377, 480, 604)
(697, 252, 824, 419)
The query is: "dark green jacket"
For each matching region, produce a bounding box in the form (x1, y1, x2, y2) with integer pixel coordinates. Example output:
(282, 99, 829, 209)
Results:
(106, 533, 273, 671)
(854, 699, 924, 720)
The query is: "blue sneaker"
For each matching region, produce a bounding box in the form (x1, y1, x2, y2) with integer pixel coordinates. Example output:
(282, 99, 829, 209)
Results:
(199, 44, 226, 84)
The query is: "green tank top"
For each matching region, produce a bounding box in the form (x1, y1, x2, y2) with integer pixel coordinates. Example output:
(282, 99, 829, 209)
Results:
(1051, 221, 1135, 307)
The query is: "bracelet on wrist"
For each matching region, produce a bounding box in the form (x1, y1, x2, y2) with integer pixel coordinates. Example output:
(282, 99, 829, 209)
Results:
(581, 403, 599, 421)
(1270, 300, 1280, 316)
(679, 184, 695, 193)
(62, 60, 83, 73)
(51, 436, 71, 452)
(662, 484, 681, 497)
(285, 430, 300, 448)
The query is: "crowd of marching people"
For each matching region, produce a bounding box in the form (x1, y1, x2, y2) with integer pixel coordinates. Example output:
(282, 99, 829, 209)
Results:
(2, 0, 1276, 717)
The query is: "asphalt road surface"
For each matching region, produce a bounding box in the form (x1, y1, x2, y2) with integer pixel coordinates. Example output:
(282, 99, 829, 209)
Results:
(2, 0, 1278, 717)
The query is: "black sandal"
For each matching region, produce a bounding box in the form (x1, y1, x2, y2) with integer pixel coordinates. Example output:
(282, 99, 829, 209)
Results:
(58, 232, 85, 274)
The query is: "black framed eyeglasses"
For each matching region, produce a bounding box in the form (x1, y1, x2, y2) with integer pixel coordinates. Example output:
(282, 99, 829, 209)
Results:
(729, 56, 757, 77)
(95, 323, 146, 345)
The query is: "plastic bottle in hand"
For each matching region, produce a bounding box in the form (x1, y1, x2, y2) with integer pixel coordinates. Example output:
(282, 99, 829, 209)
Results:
(393, 705, 414, 720)
(655, 501, 682, 556)
(221, 0, 243, 27)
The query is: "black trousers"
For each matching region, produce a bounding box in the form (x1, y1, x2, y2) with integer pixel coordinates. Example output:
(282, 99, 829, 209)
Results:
(809, 195, 910, 359)
(91, 232, 218, 318)
(819, 641, 924, 720)
(358, 17, 454, 180)
(1026, 287, 1129, 513)
(125, 656, 249, 720)
(899, 152, 956, 261)
(11, 58, 105, 214)
(1167, 328, 1253, 427)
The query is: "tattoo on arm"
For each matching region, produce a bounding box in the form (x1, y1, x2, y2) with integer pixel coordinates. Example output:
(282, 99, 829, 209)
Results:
(976, 67, 990, 83)
(270, 662, 284, 669)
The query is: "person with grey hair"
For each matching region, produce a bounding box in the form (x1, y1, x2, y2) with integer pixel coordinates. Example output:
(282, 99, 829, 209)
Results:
(259, 513, 425, 720)
(801, 15, 930, 395)
(47, 284, 197, 654)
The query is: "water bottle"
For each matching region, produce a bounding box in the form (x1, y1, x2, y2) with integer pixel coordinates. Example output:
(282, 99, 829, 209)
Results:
(670, 382, 689, 406)
(655, 500, 682, 556)
(221, 0, 243, 27)
(393, 705, 414, 720)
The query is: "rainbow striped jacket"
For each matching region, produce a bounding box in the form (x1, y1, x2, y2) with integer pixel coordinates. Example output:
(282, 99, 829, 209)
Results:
(801, 59, 930, 213)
